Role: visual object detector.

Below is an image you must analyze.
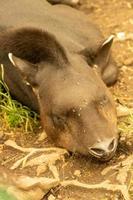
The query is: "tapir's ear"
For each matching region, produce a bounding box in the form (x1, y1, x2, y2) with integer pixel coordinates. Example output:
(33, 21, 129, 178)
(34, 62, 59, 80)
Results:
(80, 35, 114, 71)
(94, 35, 114, 70)
(8, 53, 38, 86)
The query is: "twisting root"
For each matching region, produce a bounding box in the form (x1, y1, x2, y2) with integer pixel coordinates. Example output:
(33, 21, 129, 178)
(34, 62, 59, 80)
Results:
(61, 180, 130, 200)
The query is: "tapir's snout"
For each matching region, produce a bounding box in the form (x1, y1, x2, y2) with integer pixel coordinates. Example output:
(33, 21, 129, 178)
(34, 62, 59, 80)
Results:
(88, 137, 118, 161)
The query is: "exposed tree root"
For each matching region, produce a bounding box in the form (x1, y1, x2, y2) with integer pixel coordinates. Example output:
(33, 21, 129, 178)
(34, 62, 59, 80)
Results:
(5, 140, 67, 155)
(4, 140, 68, 178)
(101, 155, 133, 184)
(13, 176, 131, 200)
(61, 180, 130, 200)
(4, 140, 132, 200)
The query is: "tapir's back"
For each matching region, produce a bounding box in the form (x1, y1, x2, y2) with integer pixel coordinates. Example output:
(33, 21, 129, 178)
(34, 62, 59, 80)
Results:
(0, 0, 103, 53)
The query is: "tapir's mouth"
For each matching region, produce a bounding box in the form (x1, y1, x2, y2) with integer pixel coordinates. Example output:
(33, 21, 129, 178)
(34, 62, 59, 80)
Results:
(89, 148, 116, 161)
(88, 138, 118, 161)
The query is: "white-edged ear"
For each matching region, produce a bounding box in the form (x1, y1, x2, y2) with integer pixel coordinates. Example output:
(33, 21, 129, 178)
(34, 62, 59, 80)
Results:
(8, 53, 38, 86)
(94, 35, 114, 71)
(102, 35, 114, 47)
(8, 53, 36, 73)
(8, 53, 16, 66)
(79, 35, 115, 70)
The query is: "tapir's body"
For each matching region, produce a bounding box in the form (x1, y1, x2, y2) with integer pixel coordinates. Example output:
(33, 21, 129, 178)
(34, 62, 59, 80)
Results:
(0, 0, 118, 160)
(0, 1, 104, 55)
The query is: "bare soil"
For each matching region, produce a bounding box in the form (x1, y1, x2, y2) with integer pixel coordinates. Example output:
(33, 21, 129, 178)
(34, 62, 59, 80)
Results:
(0, 0, 133, 200)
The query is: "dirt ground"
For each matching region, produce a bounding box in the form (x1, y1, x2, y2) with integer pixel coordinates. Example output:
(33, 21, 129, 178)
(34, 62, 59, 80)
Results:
(0, 0, 133, 200)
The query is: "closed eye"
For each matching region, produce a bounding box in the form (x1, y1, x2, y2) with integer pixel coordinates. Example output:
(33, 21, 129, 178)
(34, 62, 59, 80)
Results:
(52, 114, 67, 130)
(96, 96, 109, 106)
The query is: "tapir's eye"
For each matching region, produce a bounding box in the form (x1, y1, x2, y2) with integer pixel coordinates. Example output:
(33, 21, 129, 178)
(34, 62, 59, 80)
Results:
(52, 114, 66, 130)
(98, 96, 109, 106)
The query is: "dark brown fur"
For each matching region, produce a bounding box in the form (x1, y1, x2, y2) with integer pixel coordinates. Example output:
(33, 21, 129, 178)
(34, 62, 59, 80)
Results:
(0, 28, 68, 65)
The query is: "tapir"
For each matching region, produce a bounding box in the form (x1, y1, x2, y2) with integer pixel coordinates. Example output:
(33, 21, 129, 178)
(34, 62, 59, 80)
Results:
(0, 0, 119, 161)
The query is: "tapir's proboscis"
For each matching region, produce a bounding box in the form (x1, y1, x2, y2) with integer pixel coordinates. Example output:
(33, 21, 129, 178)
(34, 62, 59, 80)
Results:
(0, 0, 119, 161)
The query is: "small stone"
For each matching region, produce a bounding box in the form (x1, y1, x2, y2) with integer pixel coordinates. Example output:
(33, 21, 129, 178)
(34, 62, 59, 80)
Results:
(48, 194, 56, 200)
(74, 169, 81, 177)
(71, 0, 79, 5)
(120, 136, 126, 142)
(129, 19, 133, 25)
(37, 131, 47, 141)
(57, 195, 62, 199)
(126, 141, 132, 146)
(116, 32, 126, 41)
(105, 193, 109, 197)
(126, 2, 132, 8)
(123, 57, 133, 66)
(128, 76, 133, 80)
(117, 104, 130, 117)
(78, 113, 81, 117)
(118, 155, 126, 160)
(114, 197, 119, 200)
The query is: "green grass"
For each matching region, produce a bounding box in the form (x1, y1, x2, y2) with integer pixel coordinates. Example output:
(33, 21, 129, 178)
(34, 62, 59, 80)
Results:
(0, 188, 17, 200)
(0, 65, 39, 132)
(118, 112, 133, 139)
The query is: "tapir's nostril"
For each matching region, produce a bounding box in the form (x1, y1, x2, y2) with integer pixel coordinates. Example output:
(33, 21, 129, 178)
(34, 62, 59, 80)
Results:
(108, 138, 115, 151)
(89, 138, 118, 160)
(90, 148, 105, 156)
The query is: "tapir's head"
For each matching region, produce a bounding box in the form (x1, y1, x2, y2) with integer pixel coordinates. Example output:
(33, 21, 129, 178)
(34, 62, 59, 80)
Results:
(2, 28, 118, 161)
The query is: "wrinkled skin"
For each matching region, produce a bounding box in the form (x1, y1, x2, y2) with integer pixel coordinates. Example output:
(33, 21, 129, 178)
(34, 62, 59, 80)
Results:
(0, 0, 118, 161)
